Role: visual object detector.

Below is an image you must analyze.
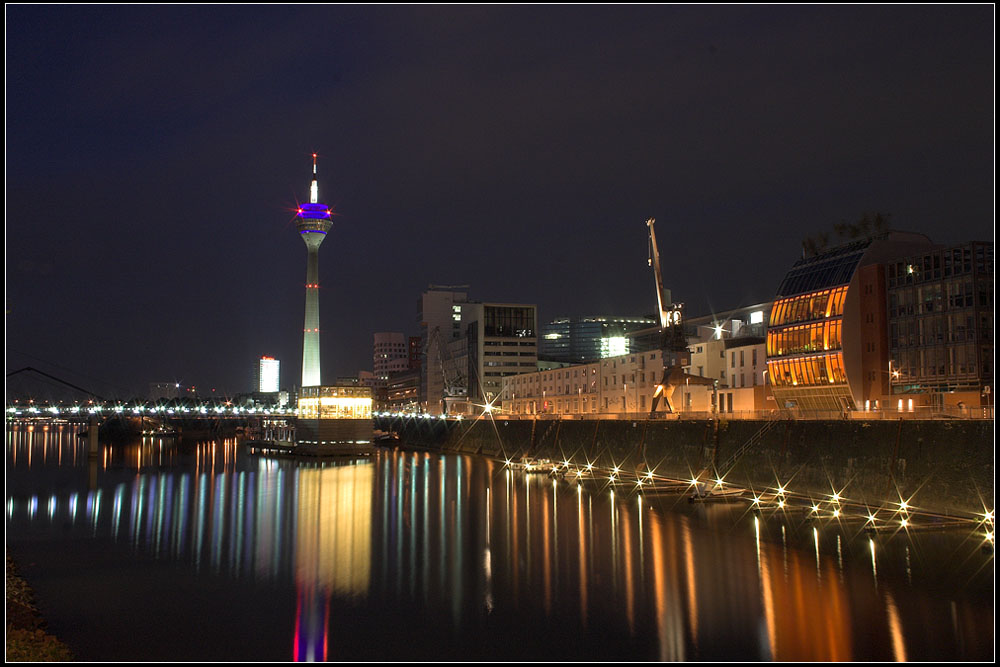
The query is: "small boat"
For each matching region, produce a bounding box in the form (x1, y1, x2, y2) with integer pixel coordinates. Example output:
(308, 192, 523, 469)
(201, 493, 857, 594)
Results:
(688, 486, 746, 503)
(524, 458, 560, 474)
(373, 430, 400, 444)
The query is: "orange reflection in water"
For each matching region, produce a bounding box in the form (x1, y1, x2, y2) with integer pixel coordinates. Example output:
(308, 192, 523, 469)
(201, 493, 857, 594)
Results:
(293, 463, 374, 662)
(295, 464, 374, 595)
(649, 510, 685, 661)
(757, 529, 853, 661)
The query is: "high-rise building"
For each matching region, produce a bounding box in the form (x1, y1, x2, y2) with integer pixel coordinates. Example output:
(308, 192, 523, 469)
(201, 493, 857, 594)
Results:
(255, 356, 280, 393)
(297, 154, 334, 387)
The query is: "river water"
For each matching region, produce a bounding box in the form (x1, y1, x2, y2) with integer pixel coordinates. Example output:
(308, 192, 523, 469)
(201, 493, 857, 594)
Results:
(6, 423, 994, 661)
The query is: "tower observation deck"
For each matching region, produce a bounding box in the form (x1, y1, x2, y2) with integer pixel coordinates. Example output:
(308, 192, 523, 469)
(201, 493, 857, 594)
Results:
(297, 154, 333, 388)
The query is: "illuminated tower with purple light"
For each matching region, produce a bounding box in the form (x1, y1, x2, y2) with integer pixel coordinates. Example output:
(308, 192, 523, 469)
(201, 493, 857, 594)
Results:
(297, 153, 333, 388)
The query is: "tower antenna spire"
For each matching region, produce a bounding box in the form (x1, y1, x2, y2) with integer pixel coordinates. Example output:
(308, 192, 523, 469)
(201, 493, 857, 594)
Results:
(310, 152, 319, 204)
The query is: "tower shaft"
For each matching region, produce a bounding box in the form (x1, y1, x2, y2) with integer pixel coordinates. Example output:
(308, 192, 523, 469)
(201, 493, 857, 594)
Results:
(301, 239, 324, 387)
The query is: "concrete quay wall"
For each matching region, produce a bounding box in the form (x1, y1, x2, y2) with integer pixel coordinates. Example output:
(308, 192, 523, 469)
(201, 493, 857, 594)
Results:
(376, 416, 994, 517)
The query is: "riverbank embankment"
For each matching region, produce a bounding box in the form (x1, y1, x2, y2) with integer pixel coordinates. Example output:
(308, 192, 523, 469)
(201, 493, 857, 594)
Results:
(6, 555, 73, 661)
(376, 415, 994, 517)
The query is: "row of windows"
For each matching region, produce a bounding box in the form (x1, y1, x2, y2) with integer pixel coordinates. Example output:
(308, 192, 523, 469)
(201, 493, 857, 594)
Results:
(766, 320, 842, 358)
(890, 314, 983, 347)
(483, 306, 536, 338)
(483, 351, 536, 357)
(892, 345, 990, 379)
(728, 372, 758, 388)
(730, 348, 759, 368)
(484, 361, 537, 367)
(509, 367, 600, 385)
(888, 279, 989, 315)
(769, 287, 848, 328)
(887, 245, 992, 287)
(767, 353, 846, 388)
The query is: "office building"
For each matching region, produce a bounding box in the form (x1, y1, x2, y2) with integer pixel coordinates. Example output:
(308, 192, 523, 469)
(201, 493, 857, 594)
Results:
(886, 241, 993, 410)
(464, 302, 537, 409)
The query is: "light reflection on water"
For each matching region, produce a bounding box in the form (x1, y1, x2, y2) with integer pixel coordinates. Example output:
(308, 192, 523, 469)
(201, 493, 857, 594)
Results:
(5, 425, 995, 661)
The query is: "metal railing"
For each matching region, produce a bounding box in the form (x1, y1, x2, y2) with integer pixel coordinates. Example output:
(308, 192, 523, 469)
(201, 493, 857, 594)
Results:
(491, 406, 993, 421)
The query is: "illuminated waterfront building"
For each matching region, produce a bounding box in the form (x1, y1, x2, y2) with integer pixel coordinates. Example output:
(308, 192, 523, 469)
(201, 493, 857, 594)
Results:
(297, 154, 334, 388)
(296, 385, 373, 444)
(540, 316, 658, 363)
(766, 232, 935, 413)
(502, 349, 719, 416)
(886, 241, 993, 410)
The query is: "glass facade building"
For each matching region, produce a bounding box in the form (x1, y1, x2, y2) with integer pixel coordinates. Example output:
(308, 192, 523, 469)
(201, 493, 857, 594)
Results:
(298, 385, 373, 420)
(540, 316, 657, 363)
(766, 232, 937, 413)
(767, 244, 863, 412)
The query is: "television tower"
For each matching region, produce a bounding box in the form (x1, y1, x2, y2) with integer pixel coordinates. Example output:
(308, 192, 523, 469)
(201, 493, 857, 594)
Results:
(296, 153, 334, 387)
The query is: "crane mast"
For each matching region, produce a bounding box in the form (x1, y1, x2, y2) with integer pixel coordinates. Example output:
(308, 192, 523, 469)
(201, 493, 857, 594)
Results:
(646, 218, 672, 329)
(645, 217, 715, 416)
(427, 326, 467, 414)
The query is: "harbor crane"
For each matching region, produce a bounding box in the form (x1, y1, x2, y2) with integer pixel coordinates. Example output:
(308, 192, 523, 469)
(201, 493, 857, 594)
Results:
(646, 218, 718, 415)
(427, 326, 467, 415)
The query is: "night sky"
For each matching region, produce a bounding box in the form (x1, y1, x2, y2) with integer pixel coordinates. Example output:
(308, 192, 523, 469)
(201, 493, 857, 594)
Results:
(6, 5, 994, 400)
